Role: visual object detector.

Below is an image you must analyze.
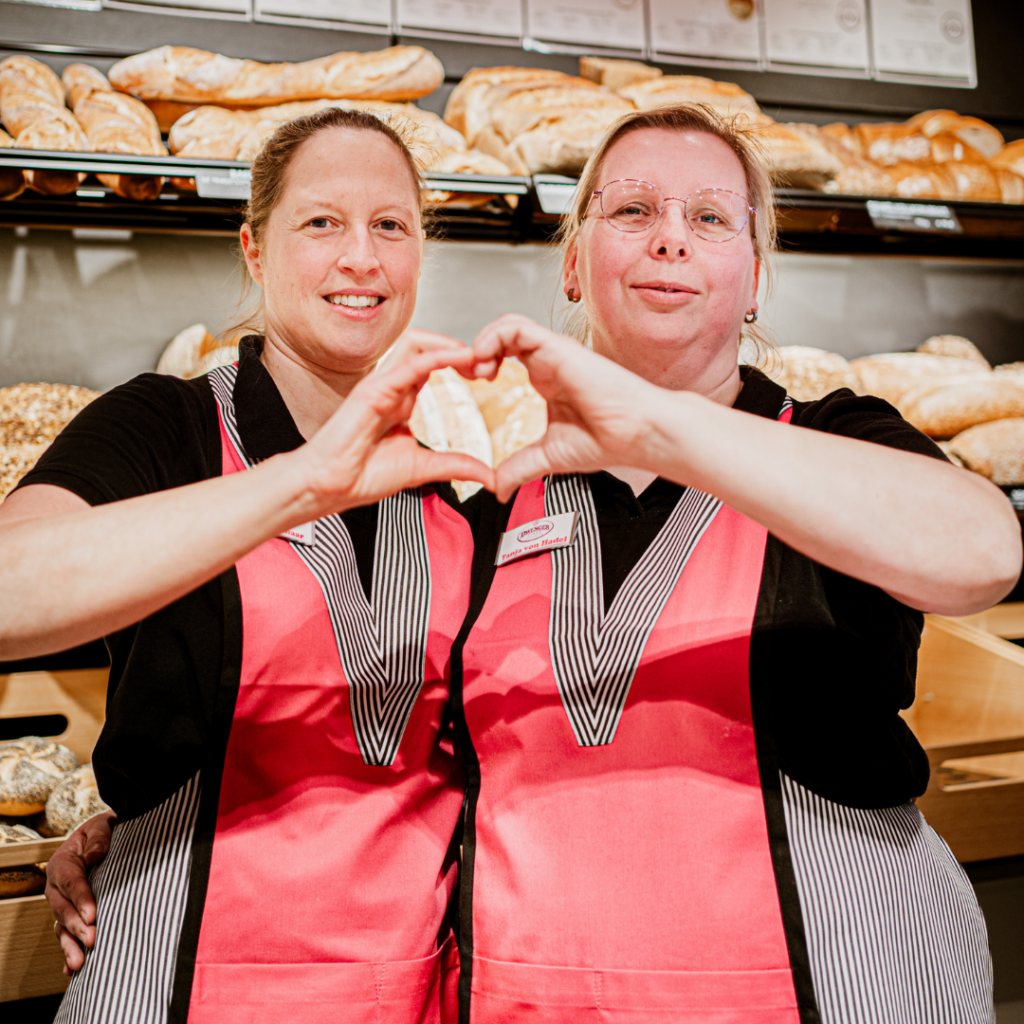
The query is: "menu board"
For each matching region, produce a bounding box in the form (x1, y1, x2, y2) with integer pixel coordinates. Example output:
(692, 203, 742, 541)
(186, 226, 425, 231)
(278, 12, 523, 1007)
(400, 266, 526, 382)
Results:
(525, 0, 646, 51)
(256, 0, 389, 26)
(870, 0, 975, 82)
(649, 0, 761, 63)
(397, 0, 523, 37)
(764, 0, 870, 71)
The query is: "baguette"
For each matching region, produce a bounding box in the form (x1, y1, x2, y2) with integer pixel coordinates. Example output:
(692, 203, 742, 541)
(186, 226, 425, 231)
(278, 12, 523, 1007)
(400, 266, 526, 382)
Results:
(0, 56, 88, 195)
(849, 352, 988, 405)
(109, 44, 444, 107)
(0, 127, 26, 200)
(948, 418, 1024, 485)
(63, 63, 167, 201)
(899, 377, 1024, 438)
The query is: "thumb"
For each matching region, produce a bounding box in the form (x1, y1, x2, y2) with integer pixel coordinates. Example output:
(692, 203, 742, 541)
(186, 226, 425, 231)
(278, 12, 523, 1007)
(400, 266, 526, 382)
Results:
(495, 443, 555, 503)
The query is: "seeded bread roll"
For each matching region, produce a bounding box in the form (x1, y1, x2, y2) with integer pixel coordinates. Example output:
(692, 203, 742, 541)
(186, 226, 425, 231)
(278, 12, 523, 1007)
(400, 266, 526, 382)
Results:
(849, 352, 988, 406)
(898, 377, 1024, 438)
(468, 358, 547, 467)
(0, 738, 79, 816)
(45, 764, 109, 836)
(948, 418, 1024, 485)
(0, 866, 46, 900)
(0, 822, 42, 844)
(917, 335, 990, 368)
(109, 45, 443, 107)
(767, 346, 861, 402)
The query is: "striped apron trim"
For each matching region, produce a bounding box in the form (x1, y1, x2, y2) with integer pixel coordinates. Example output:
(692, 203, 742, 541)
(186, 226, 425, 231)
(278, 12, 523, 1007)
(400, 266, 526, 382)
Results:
(54, 772, 202, 1024)
(208, 365, 432, 767)
(780, 771, 994, 1024)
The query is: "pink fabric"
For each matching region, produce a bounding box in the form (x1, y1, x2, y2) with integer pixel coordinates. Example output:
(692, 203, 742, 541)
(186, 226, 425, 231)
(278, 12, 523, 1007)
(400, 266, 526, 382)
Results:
(189, 419, 470, 1022)
(461, 468, 799, 1022)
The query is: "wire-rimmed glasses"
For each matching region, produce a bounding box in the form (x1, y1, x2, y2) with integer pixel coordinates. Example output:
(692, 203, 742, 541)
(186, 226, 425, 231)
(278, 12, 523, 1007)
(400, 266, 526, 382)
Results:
(591, 179, 756, 242)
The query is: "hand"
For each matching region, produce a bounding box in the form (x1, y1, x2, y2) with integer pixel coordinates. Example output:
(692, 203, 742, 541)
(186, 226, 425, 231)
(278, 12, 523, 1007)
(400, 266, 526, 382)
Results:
(471, 314, 662, 501)
(296, 343, 496, 514)
(376, 328, 470, 375)
(45, 810, 115, 975)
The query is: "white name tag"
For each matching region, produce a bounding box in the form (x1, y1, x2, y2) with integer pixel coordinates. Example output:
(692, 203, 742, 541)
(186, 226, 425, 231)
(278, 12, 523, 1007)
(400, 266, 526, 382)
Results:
(280, 521, 316, 546)
(495, 511, 579, 568)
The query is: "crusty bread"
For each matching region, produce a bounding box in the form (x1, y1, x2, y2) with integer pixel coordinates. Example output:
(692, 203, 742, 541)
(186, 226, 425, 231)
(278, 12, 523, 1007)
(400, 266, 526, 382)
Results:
(190, 345, 239, 379)
(898, 377, 1024, 438)
(468, 358, 547, 467)
(0, 127, 27, 200)
(156, 323, 218, 378)
(409, 367, 493, 501)
(579, 56, 661, 92)
(0, 866, 46, 899)
(0, 737, 79, 816)
(991, 139, 1024, 179)
(996, 168, 1024, 205)
(917, 335, 990, 368)
(109, 44, 443, 107)
(852, 123, 931, 166)
(766, 346, 861, 401)
(756, 122, 843, 190)
(617, 75, 759, 119)
(500, 107, 628, 176)
(905, 110, 1004, 160)
(886, 161, 959, 200)
(443, 67, 569, 138)
(995, 362, 1024, 380)
(849, 352, 988, 405)
(45, 764, 109, 836)
(0, 822, 42, 844)
(949, 418, 1024, 485)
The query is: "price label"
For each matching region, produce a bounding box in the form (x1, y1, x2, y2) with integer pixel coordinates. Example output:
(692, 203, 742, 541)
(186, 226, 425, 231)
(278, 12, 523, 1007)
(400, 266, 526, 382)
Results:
(649, 0, 761, 63)
(397, 0, 523, 37)
(525, 0, 645, 51)
(195, 167, 252, 200)
(764, 0, 870, 71)
(256, 0, 389, 25)
(870, 0, 975, 82)
(866, 200, 962, 234)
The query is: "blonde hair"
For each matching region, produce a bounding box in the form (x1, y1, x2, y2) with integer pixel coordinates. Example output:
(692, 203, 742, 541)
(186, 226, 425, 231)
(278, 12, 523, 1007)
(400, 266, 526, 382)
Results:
(224, 106, 425, 340)
(555, 104, 777, 362)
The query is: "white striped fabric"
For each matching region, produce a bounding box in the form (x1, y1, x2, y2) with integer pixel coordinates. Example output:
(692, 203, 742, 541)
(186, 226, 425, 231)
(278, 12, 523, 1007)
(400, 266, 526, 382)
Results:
(209, 366, 431, 767)
(545, 473, 722, 746)
(781, 772, 994, 1024)
(54, 772, 202, 1024)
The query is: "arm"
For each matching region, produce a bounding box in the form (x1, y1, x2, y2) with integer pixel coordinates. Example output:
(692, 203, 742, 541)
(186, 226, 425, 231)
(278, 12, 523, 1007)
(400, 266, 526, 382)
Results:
(473, 315, 1021, 616)
(0, 347, 493, 660)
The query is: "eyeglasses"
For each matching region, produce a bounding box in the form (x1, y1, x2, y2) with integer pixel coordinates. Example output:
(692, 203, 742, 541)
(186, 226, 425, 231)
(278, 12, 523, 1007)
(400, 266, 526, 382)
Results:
(590, 179, 756, 242)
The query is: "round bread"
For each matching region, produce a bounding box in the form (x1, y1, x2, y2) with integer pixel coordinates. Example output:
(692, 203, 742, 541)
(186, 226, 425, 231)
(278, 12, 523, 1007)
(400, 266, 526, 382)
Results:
(0, 738, 79, 816)
(0, 822, 42, 844)
(467, 358, 547, 466)
(948, 419, 1024, 485)
(766, 346, 860, 402)
(45, 764, 109, 836)
(409, 367, 493, 501)
(156, 323, 212, 377)
(849, 352, 989, 405)
(898, 377, 1024, 438)
(917, 335, 990, 368)
(0, 866, 46, 900)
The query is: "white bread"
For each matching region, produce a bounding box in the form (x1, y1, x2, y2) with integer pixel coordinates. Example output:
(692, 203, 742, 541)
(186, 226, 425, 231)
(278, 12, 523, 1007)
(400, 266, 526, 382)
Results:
(756, 122, 843, 190)
(409, 367, 493, 501)
(616, 75, 759, 119)
(468, 358, 547, 466)
(849, 352, 989, 405)
(767, 346, 860, 401)
(0, 737, 79, 816)
(898, 376, 1024, 438)
(579, 56, 661, 92)
(443, 67, 569, 138)
(0, 126, 27, 200)
(996, 168, 1024, 204)
(885, 161, 960, 201)
(991, 139, 1024, 179)
(45, 764, 109, 836)
(501, 107, 627, 176)
(109, 45, 443, 107)
(995, 362, 1024, 381)
(917, 335, 990, 368)
(905, 110, 1004, 160)
(949, 418, 1024, 485)
(0, 55, 88, 195)
(852, 123, 931, 166)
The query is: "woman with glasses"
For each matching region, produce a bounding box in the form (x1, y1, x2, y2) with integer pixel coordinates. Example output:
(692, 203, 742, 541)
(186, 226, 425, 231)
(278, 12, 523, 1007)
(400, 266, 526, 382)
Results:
(451, 105, 1016, 1023)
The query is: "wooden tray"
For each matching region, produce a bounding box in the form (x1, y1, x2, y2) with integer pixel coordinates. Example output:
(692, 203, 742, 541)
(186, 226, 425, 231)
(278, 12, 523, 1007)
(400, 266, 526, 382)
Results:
(907, 615, 1024, 862)
(0, 667, 108, 1003)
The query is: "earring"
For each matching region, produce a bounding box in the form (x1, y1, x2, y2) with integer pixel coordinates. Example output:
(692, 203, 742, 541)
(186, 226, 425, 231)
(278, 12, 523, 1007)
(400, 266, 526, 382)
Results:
(567, 288, 581, 304)
(744, 310, 758, 323)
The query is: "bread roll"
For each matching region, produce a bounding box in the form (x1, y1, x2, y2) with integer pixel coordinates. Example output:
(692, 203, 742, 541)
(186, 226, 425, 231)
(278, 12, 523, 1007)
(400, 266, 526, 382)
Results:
(898, 377, 1024, 438)
(997, 168, 1024, 205)
(886, 161, 959, 200)
(949, 418, 1024, 485)
(109, 45, 443, 107)
(991, 139, 1024, 179)
(0, 56, 89, 195)
(0, 822, 42, 844)
(756, 122, 843, 190)
(853, 123, 931, 166)
(189, 345, 240, 378)
(995, 362, 1024, 380)
(0, 127, 27, 201)
(0, 866, 46, 899)
(156, 323, 219, 377)
(443, 67, 569, 139)
(905, 110, 1004, 160)
(766, 346, 861, 401)
(917, 335, 990, 368)
(409, 367, 493, 501)
(0, 737, 79, 816)
(45, 764, 109, 836)
(617, 75, 760, 119)
(579, 56, 661, 92)
(849, 352, 988, 405)
(468, 358, 546, 466)
(499, 107, 628, 176)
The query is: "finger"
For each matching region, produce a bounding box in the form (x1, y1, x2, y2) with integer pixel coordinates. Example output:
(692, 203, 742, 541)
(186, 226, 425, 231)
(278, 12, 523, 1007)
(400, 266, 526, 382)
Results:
(471, 314, 551, 366)
(49, 856, 99, 928)
(56, 921, 87, 972)
(401, 447, 497, 492)
(495, 443, 556, 503)
(399, 328, 465, 352)
(46, 877, 94, 944)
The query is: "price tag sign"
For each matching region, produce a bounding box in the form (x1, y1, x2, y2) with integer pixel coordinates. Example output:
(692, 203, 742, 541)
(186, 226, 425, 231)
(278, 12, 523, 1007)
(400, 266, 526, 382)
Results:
(764, 0, 870, 71)
(649, 0, 761, 63)
(526, 0, 645, 51)
(195, 167, 252, 200)
(256, 0, 389, 26)
(534, 175, 578, 216)
(398, 0, 523, 37)
(866, 200, 962, 234)
(870, 0, 975, 82)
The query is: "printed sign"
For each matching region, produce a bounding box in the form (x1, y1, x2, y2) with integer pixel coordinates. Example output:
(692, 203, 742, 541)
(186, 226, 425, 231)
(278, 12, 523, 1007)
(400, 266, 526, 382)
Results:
(764, 0, 870, 71)
(195, 167, 252, 200)
(870, 0, 975, 82)
(525, 0, 645, 51)
(280, 521, 316, 546)
(397, 0, 523, 37)
(866, 200, 962, 234)
(496, 511, 580, 567)
(649, 0, 762, 63)
(256, 0, 389, 26)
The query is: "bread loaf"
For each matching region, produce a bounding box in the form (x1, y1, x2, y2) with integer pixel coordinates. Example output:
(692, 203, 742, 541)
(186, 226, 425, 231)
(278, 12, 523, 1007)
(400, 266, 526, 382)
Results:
(0, 126, 27, 201)
(905, 110, 1004, 160)
(468, 358, 546, 466)
(852, 123, 931, 166)
(45, 764, 109, 836)
(109, 44, 444, 107)
(767, 346, 861, 401)
(617, 75, 760, 119)
(886, 161, 959, 200)
(997, 168, 1024, 205)
(0, 56, 88, 195)
(917, 335, 990, 368)
(0, 737, 79, 816)
(898, 377, 1024, 438)
(849, 352, 988, 405)
(948, 418, 1024, 485)
(156, 323, 217, 377)
(0, 823, 42, 844)
(756, 122, 843, 190)
(991, 139, 1024, 179)
(443, 67, 569, 139)
(579, 56, 661, 92)
(0, 866, 46, 899)
(190, 345, 240, 378)
(62, 63, 167, 201)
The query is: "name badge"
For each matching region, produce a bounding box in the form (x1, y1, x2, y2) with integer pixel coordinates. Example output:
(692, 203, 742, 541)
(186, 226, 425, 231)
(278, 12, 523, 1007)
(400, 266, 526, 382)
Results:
(495, 511, 579, 568)
(280, 521, 316, 546)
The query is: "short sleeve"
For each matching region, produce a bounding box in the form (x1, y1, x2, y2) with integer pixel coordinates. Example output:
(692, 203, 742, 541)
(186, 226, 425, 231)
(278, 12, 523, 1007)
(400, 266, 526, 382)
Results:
(15, 373, 216, 506)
